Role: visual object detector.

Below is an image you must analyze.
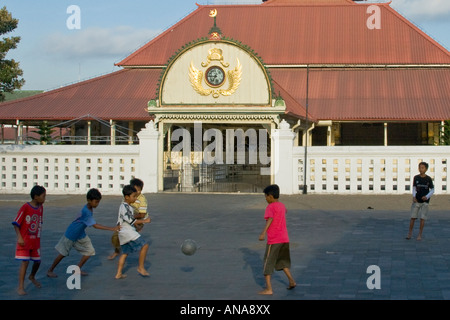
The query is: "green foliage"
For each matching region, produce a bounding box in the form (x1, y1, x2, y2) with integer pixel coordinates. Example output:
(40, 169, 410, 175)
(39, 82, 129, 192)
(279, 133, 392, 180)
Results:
(33, 121, 56, 145)
(440, 120, 450, 145)
(0, 6, 25, 102)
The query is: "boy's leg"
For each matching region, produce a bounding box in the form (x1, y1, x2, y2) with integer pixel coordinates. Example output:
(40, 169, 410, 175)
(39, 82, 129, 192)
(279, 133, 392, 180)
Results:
(283, 267, 296, 289)
(115, 254, 128, 279)
(259, 275, 273, 295)
(417, 219, 426, 241)
(108, 231, 121, 260)
(137, 243, 149, 276)
(18, 260, 29, 295)
(29, 261, 42, 288)
(78, 256, 91, 276)
(47, 254, 65, 277)
(417, 203, 428, 241)
(406, 218, 416, 239)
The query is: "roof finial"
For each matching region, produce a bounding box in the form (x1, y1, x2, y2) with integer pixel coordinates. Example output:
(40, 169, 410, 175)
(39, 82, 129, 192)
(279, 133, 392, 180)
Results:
(208, 8, 222, 40)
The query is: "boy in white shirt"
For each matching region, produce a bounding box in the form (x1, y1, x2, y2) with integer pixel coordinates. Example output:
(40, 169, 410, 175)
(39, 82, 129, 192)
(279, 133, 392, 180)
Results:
(115, 185, 151, 279)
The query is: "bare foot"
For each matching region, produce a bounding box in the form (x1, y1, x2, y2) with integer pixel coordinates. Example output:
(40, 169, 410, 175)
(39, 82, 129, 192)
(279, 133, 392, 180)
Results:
(287, 282, 296, 290)
(115, 273, 127, 279)
(137, 268, 149, 277)
(47, 271, 58, 278)
(258, 289, 273, 295)
(108, 252, 119, 260)
(406, 233, 412, 240)
(17, 288, 27, 296)
(417, 235, 422, 241)
(29, 277, 41, 288)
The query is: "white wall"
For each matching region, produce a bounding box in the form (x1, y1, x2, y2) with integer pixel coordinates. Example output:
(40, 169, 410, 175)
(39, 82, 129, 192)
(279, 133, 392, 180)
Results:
(0, 145, 139, 195)
(292, 146, 450, 195)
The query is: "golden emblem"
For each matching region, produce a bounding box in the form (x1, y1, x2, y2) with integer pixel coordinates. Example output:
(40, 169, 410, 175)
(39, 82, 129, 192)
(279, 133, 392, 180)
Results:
(189, 49, 242, 99)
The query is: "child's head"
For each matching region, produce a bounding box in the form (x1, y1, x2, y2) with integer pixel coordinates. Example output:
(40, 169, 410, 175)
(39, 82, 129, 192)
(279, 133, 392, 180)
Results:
(130, 178, 144, 195)
(418, 162, 429, 174)
(122, 184, 137, 204)
(263, 184, 280, 203)
(87, 188, 102, 208)
(30, 185, 46, 204)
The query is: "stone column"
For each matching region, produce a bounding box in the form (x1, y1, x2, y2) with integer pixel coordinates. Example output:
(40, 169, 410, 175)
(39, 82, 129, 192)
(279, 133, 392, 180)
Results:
(137, 121, 160, 193)
(271, 119, 296, 195)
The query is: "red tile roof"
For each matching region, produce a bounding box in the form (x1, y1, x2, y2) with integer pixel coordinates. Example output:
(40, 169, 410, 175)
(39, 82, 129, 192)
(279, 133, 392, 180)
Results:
(270, 67, 450, 121)
(0, 1, 449, 124)
(0, 69, 157, 121)
(118, 2, 450, 67)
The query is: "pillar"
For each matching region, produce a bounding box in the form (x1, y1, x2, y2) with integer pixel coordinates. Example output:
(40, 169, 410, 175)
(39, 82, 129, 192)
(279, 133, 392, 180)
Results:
(272, 119, 296, 195)
(137, 121, 160, 193)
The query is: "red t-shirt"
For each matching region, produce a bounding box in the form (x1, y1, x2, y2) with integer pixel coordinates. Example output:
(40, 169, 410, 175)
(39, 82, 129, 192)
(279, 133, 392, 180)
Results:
(264, 201, 289, 244)
(12, 203, 43, 249)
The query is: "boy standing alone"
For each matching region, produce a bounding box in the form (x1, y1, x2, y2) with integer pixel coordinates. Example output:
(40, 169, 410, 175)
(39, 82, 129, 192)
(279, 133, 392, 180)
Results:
(407, 162, 434, 241)
(258, 184, 296, 295)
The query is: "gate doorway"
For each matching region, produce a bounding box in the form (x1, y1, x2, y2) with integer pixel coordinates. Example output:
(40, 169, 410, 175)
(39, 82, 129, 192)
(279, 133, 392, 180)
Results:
(162, 124, 272, 193)
(164, 163, 270, 193)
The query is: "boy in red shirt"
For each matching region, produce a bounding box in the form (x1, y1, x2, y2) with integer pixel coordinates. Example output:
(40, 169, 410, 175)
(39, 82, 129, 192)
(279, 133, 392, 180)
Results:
(12, 185, 46, 295)
(258, 184, 296, 295)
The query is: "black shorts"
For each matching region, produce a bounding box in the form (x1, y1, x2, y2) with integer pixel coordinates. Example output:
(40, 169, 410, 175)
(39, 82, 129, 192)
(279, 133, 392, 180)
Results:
(263, 243, 291, 275)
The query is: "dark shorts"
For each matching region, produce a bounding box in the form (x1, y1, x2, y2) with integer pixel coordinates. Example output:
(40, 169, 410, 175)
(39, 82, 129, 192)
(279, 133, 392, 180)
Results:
(263, 242, 291, 275)
(121, 236, 147, 254)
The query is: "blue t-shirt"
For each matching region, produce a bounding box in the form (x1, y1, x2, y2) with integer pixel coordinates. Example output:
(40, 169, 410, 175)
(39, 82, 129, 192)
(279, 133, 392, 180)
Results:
(64, 204, 96, 241)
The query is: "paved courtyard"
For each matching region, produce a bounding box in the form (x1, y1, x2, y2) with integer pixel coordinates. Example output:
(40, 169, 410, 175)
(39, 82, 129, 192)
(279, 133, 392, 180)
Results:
(1, 192, 450, 301)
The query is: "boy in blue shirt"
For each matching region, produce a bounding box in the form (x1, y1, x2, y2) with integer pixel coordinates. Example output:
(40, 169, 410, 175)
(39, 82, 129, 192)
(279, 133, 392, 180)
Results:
(47, 188, 119, 277)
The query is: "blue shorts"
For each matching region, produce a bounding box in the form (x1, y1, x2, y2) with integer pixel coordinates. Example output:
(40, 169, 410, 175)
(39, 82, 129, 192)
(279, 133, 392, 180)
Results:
(121, 236, 147, 254)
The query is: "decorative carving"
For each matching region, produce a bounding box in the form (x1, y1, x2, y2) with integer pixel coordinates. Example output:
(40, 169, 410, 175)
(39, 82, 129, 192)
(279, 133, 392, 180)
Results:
(189, 56, 242, 99)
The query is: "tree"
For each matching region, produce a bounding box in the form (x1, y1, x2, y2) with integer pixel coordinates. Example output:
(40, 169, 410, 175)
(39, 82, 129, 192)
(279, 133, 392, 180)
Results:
(33, 121, 56, 145)
(0, 6, 25, 102)
(440, 120, 450, 145)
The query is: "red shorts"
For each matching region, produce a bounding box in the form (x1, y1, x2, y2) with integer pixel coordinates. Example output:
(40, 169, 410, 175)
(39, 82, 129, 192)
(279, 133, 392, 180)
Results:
(15, 245, 41, 261)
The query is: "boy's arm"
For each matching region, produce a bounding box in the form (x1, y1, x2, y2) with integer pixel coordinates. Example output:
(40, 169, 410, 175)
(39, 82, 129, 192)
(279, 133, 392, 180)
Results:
(134, 217, 151, 225)
(259, 218, 273, 241)
(13, 224, 25, 246)
(424, 188, 434, 200)
(93, 224, 120, 232)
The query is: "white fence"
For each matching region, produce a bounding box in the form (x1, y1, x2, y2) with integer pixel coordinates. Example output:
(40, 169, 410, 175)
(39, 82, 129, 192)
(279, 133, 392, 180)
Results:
(293, 146, 450, 195)
(0, 145, 139, 195)
(0, 143, 449, 196)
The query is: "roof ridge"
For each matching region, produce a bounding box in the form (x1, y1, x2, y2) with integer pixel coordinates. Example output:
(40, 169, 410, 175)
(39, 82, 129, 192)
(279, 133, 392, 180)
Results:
(262, 0, 355, 5)
(382, 4, 450, 57)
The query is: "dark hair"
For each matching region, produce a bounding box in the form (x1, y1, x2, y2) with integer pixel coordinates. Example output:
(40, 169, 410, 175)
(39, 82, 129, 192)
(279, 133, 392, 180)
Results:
(87, 188, 102, 201)
(263, 184, 280, 199)
(419, 161, 429, 169)
(122, 184, 137, 197)
(130, 178, 144, 189)
(30, 185, 46, 200)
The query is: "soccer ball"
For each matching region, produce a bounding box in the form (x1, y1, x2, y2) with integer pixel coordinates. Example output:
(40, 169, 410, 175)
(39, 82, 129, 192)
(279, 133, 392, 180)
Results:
(181, 239, 197, 256)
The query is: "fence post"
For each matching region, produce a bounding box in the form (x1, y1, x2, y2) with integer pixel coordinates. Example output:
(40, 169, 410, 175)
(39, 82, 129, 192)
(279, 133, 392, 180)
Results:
(137, 121, 160, 193)
(272, 120, 296, 194)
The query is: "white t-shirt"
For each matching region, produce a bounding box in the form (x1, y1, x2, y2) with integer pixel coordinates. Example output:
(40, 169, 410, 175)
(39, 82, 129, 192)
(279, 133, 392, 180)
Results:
(117, 202, 140, 245)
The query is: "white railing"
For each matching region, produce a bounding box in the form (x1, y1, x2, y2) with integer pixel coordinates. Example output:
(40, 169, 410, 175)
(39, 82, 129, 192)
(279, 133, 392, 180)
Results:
(1, 143, 449, 195)
(293, 146, 450, 195)
(0, 145, 139, 195)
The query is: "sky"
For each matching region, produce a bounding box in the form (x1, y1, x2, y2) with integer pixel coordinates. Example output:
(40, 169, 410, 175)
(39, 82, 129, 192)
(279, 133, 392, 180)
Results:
(2, 0, 450, 91)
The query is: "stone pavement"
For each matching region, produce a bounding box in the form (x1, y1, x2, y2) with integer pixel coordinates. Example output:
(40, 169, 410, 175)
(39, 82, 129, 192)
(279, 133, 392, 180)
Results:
(1, 192, 450, 301)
